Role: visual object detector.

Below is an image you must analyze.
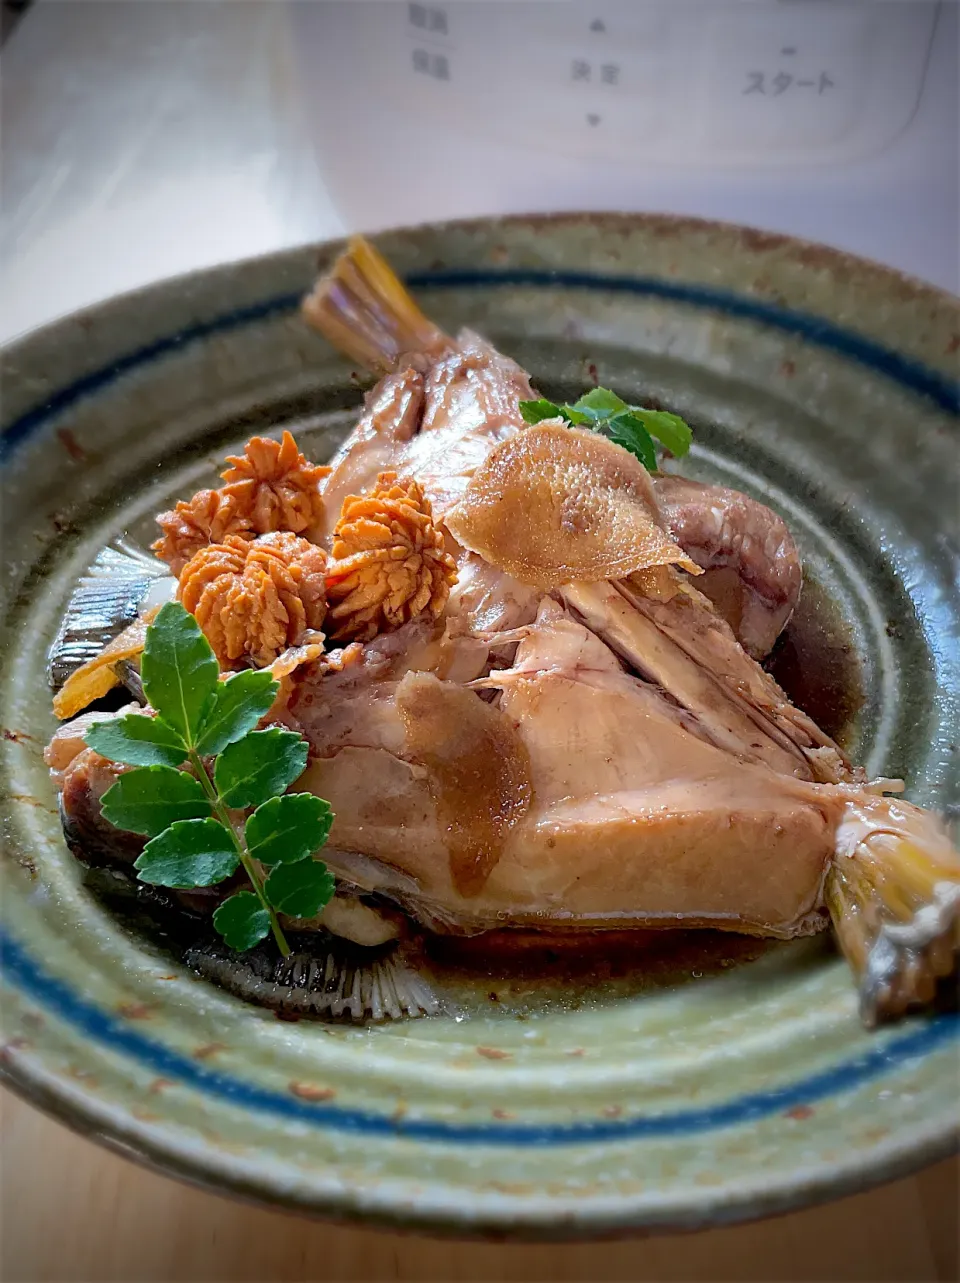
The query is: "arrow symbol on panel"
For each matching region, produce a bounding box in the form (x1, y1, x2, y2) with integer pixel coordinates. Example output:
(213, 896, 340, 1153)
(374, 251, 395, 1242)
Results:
(590, 18, 606, 32)
(587, 113, 601, 126)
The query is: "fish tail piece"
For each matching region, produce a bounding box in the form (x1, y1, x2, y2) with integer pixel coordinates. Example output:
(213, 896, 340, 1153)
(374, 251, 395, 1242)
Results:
(828, 794, 960, 1026)
(302, 235, 449, 373)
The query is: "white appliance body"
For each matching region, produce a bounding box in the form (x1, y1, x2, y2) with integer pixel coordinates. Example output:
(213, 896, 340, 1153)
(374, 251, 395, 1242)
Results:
(290, 0, 958, 291)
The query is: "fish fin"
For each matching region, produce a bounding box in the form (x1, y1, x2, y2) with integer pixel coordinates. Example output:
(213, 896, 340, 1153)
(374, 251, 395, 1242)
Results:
(302, 236, 450, 373)
(827, 794, 960, 1026)
(186, 936, 442, 1022)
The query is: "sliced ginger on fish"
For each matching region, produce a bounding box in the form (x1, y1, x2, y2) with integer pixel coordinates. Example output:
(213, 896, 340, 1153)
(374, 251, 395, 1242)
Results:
(445, 423, 701, 589)
(396, 671, 532, 897)
(53, 610, 158, 720)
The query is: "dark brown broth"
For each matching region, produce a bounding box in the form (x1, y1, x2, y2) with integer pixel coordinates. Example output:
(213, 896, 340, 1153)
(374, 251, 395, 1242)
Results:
(424, 929, 777, 1013)
(765, 574, 863, 749)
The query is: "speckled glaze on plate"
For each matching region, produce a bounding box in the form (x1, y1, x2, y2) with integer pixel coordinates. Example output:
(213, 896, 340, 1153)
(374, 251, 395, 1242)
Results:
(1, 214, 958, 1238)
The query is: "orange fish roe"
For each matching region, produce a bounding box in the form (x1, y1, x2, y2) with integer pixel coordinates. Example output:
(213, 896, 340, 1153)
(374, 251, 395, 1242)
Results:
(152, 488, 254, 576)
(178, 532, 328, 669)
(325, 471, 457, 643)
(153, 432, 330, 573)
(220, 430, 330, 540)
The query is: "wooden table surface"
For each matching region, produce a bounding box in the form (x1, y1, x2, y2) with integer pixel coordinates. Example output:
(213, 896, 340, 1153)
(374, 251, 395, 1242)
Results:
(2, 1088, 956, 1283)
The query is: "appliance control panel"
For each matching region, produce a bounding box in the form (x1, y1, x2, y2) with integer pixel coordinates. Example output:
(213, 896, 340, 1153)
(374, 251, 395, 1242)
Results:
(338, 1, 938, 166)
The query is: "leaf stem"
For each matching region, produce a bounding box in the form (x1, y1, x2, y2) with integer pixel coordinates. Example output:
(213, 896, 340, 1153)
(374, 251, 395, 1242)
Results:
(188, 749, 291, 957)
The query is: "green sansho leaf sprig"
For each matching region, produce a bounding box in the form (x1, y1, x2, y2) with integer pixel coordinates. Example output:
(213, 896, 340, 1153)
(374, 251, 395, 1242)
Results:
(85, 602, 334, 956)
(518, 387, 693, 472)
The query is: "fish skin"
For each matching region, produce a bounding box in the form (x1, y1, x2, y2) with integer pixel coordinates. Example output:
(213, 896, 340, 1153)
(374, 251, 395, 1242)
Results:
(653, 473, 803, 659)
(318, 367, 425, 541)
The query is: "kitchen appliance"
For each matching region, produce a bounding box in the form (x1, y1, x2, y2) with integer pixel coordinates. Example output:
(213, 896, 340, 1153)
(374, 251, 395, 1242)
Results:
(290, 0, 958, 290)
(2, 1, 954, 343)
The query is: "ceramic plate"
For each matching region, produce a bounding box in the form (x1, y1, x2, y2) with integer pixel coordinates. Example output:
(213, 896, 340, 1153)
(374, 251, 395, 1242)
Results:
(1, 214, 958, 1237)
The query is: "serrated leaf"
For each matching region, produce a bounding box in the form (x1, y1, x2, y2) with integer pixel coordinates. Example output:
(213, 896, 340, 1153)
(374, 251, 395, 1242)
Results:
(212, 891, 271, 951)
(564, 386, 627, 422)
(100, 766, 210, 837)
(518, 398, 563, 425)
(134, 818, 238, 888)
(606, 411, 658, 472)
(213, 728, 309, 809)
(140, 602, 219, 744)
(558, 405, 587, 425)
(631, 407, 693, 458)
(245, 793, 333, 866)
(195, 669, 280, 758)
(85, 714, 187, 768)
(534, 384, 693, 469)
(265, 859, 335, 919)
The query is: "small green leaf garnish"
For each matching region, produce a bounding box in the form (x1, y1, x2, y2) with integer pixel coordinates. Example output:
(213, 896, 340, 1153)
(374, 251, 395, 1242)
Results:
(245, 794, 334, 867)
(630, 407, 693, 458)
(85, 714, 187, 768)
(140, 601, 219, 741)
(100, 766, 209, 837)
(213, 891, 272, 951)
(85, 602, 334, 955)
(134, 817, 239, 888)
(606, 412, 658, 473)
(518, 398, 564, 425)
(265, 859, 336, 919)
(518, 386, 693, 471)
(563, 386, 627, 423)
(195, 669, 279, 758)
(214, 728, 309, 810)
